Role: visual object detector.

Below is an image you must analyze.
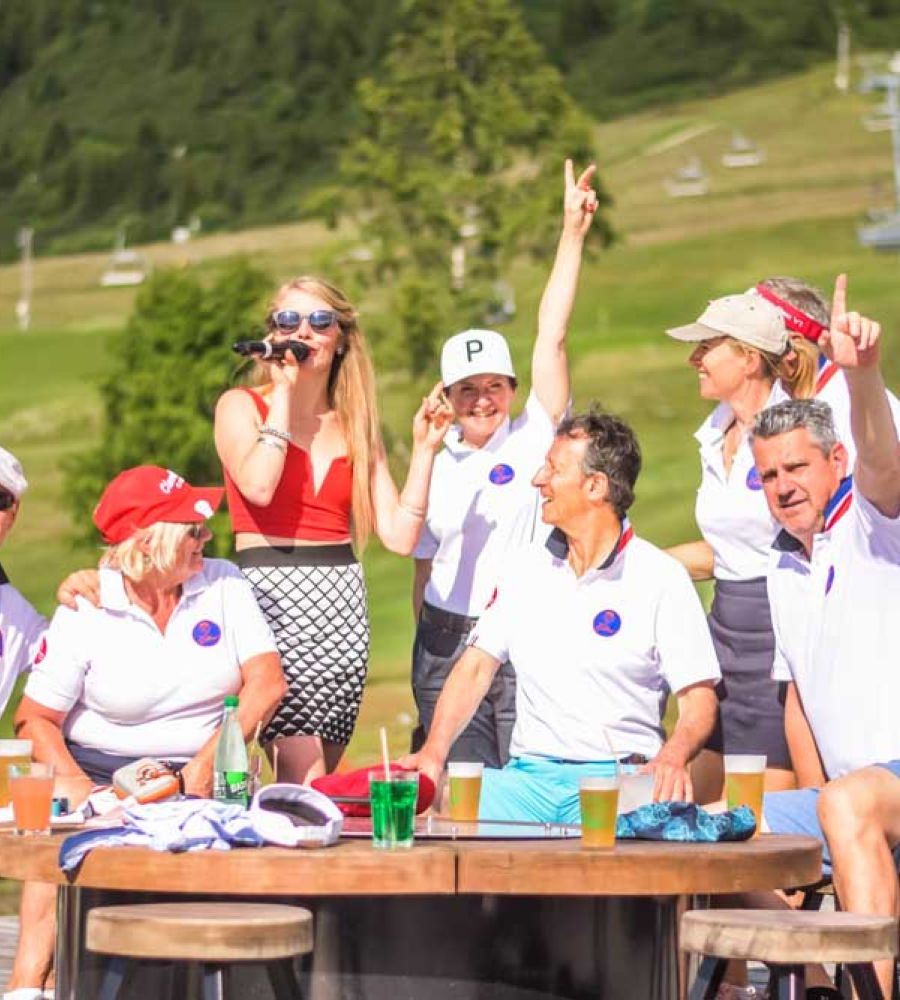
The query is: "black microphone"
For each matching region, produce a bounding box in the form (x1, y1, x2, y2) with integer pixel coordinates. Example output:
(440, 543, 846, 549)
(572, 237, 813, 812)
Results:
(232, 340, 310, 363)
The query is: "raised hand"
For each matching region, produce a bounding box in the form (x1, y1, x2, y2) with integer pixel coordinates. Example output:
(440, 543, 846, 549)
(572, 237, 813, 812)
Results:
(412, 381, 453, 452)
(819, 273, 882, 370)
(563, 158, 599, 237)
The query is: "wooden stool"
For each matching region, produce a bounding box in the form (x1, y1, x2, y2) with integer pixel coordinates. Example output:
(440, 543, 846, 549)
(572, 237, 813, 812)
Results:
(86, 901, 313, 1000)
(681, 909, 899, 1000)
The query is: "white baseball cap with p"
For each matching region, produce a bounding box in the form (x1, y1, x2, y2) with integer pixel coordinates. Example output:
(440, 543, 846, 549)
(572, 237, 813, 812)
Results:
(666, 293, 789, 355)
(440, 329, 516, 387)
(0, 446, 27, 501)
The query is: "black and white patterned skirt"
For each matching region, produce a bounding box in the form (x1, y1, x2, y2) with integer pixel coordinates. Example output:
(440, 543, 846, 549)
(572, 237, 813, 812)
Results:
(235, 545, 369, 745)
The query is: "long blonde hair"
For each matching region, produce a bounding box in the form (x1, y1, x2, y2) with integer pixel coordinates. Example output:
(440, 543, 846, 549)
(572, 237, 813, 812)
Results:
(729, 338, 817, 400)
(249, 276, 380, 548)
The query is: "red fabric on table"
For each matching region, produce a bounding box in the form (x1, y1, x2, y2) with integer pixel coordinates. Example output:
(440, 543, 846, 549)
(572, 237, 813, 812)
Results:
(312, 764, 435, 817)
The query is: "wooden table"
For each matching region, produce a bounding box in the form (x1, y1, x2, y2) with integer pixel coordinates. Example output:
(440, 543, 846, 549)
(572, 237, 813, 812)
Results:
(0, 831, 820, 1000)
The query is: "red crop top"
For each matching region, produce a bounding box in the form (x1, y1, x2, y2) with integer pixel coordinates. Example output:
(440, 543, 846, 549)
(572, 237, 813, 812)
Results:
(224, 388, 353, 541)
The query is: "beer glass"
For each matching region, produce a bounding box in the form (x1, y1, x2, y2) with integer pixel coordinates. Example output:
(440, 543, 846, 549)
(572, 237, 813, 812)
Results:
(579, 775, 619, 849)
(447, 762, 483, 822)
(724, 754, 766, 837)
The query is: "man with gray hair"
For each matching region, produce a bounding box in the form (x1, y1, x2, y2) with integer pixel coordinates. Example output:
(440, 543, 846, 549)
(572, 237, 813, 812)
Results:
(750, 275, 900, 997)
(0, 445, 45, 715)
(403, 408, 721, 823)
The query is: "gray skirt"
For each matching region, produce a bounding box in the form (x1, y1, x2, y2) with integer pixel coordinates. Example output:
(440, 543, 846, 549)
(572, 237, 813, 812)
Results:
(704, 577, 791, 769)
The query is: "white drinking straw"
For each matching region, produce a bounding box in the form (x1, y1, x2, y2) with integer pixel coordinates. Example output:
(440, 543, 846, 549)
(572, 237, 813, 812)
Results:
(601, 727, 620, 776)
(273, 744, 280, 784)
(379, 726, 392, 781)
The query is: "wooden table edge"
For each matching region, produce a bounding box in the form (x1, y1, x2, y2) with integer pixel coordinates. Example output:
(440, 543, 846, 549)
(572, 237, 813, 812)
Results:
(455, 834, 823, 896)
(0, 834, 458, 895)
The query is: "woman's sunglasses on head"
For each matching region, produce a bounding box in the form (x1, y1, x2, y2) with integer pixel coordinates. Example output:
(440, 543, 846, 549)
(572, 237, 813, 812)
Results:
(0, 491, 16, 512)
(270, 309, 336, 334)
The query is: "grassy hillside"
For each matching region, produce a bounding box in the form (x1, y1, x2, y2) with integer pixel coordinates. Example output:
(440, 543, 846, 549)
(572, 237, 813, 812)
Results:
(4, 0, 900, 260)
(1, 63, 899, 762)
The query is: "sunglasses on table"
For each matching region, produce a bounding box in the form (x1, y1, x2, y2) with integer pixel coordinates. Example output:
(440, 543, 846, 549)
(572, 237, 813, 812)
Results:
(270, 309, 337, 334)
(0, 491, 16, 511)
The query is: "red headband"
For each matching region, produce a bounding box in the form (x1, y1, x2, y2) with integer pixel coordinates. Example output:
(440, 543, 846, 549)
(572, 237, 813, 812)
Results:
(754, 284, 827, 343)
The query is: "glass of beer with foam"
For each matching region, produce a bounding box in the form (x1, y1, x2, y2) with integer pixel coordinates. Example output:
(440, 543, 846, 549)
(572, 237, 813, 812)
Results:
(724, 754, 766, 837)
(579, 775, 620, 849)
(447, 762, 483, 822)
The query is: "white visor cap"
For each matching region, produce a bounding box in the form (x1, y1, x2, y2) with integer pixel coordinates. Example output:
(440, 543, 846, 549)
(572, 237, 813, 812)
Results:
(0, 446, 27, 500)
(250, 783, 343, 848)
(440, 329, 515, 387)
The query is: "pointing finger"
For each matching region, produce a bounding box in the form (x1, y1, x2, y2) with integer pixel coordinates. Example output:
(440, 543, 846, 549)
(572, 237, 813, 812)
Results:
(564, 158, 575, 190)
(576, 163, 597, 191)
(831, 273, 848, 324)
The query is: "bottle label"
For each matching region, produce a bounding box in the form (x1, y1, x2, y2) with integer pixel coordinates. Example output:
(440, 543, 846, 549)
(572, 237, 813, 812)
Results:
(214, 770, 249, 805)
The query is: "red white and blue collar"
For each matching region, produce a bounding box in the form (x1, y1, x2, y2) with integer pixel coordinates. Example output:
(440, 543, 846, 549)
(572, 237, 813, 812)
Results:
(545, 518, 634, 570)
(823, 475, 853, 531)
(815, 352, 840, 395)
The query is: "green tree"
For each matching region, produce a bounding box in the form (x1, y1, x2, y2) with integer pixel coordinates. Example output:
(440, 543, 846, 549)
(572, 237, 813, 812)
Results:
(337, 0, 612, 376)
(64, 259, 272, 546)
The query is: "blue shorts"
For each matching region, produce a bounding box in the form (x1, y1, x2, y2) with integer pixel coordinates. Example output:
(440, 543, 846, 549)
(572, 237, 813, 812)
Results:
(763, 760, 900, 875)
(479, 755, 619, 825)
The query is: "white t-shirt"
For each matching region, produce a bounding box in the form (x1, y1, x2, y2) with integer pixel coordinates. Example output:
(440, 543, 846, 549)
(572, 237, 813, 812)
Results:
(470, 524, 721, 761)
(694, 383, 788, 582)
(814, 357, 900, 468)
(0, 573, 46, 717)
(769, 479, 900, 778)
(25, 558, 278, 759)
(415, 390, 555, 616)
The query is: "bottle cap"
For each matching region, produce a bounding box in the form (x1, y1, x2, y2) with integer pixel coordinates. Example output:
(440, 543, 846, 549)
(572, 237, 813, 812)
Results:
(224, 695, 239, 708)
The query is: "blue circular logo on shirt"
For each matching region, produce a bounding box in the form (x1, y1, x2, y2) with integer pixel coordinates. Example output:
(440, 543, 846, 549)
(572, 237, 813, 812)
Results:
(593, 610, 622, 637)
(746, 466, 763, 491)
(192, 620, 222, 647)
(489, 463, 515, 485)
(825, 565, 835, 595)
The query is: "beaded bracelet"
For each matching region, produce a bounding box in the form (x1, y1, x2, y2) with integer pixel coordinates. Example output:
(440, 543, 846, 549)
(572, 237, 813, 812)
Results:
(259, 423, 293, 444)
(257, 436, 287, 454)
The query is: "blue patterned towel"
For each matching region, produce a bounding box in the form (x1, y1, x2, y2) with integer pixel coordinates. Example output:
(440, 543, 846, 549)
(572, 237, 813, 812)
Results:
(615, 802, 756, 842)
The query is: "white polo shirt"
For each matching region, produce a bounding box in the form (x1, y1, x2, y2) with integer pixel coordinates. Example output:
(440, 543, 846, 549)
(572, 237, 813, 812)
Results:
(470, 523, 721, 761)
(694, 383, 788, 582)
(415, 390, 555, 616)
(768, 478, 900, 778)
(25, 558, 278, 759)
(813, 356, 900, 467)
(0, 567, 46, 716)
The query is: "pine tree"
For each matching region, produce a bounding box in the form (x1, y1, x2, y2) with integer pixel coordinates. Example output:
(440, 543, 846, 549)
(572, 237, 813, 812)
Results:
(337, 0, 612, 376)
(64, 259, 272, 547)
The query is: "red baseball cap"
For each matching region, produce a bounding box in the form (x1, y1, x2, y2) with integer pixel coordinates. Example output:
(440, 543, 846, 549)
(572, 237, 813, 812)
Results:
(93, 465, 224, 544)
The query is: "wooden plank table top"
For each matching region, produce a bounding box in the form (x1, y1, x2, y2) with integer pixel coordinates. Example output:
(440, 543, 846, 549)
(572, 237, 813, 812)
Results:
(455, 834, 822, 896)
(0, 832, 457, 895)
(0, 830, 820, 899)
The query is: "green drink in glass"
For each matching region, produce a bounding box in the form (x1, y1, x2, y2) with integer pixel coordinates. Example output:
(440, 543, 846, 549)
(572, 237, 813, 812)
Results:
(368, 770, 419, 849)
